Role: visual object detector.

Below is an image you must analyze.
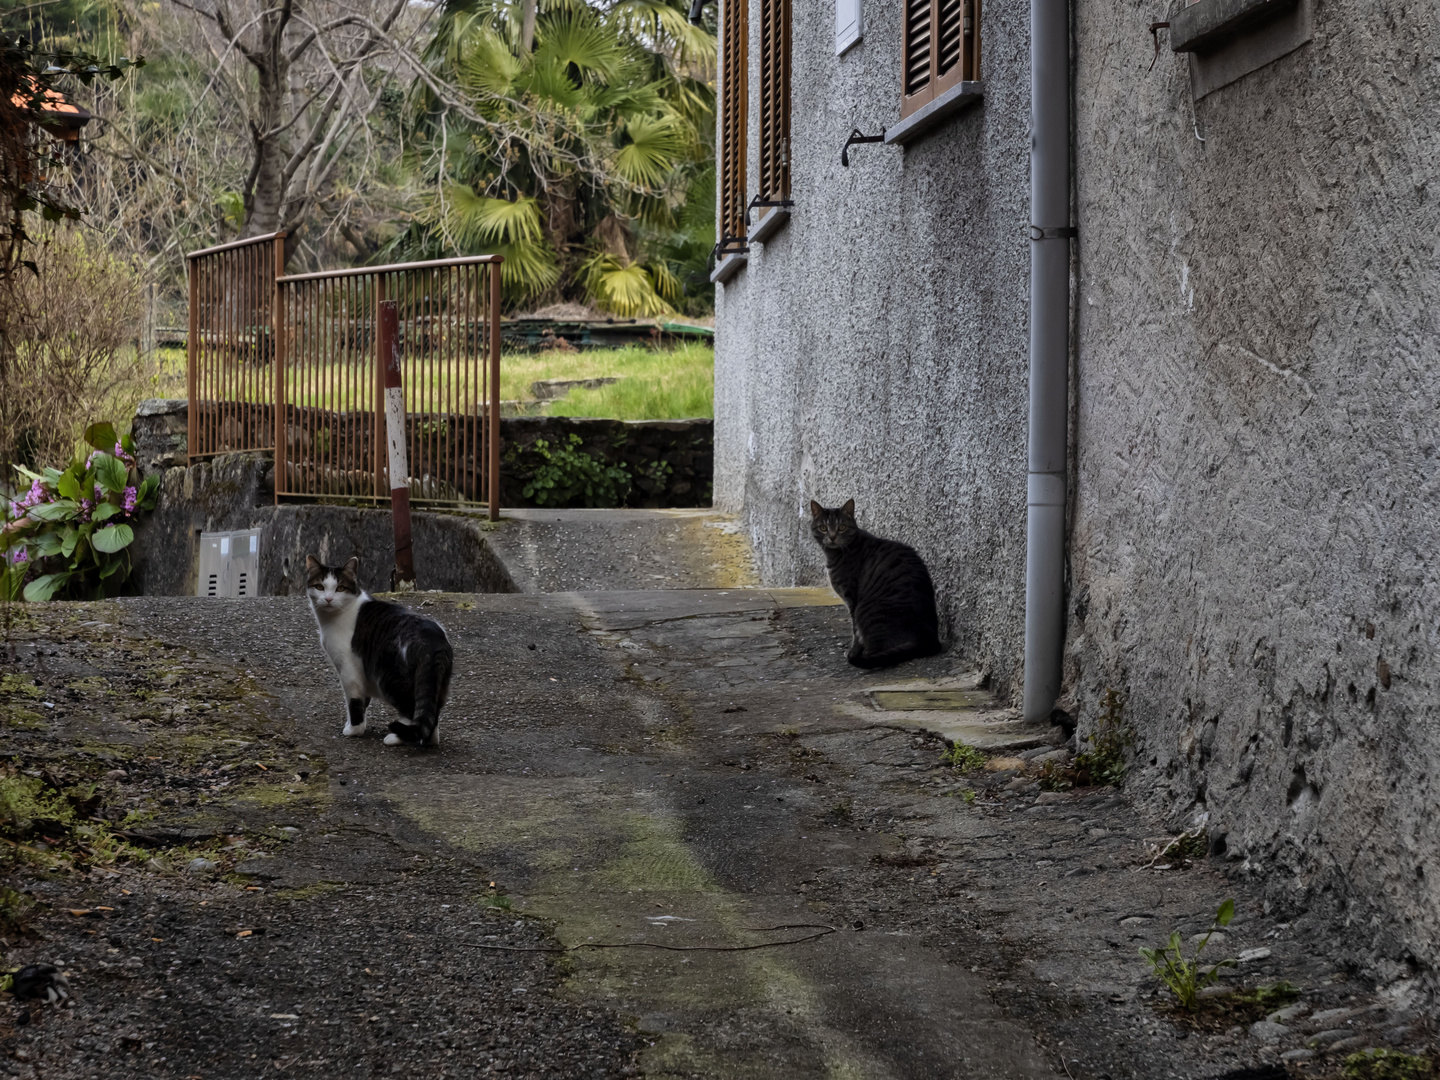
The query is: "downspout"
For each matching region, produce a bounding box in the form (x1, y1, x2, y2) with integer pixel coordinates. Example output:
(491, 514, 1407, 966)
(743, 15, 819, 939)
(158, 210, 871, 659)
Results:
(1022, 0, 1072, 721)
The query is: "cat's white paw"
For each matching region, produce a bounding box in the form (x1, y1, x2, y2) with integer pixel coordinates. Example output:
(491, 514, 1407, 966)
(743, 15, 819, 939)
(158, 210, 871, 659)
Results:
(382, 733, 402, 746)
(342, 721, 367, 737)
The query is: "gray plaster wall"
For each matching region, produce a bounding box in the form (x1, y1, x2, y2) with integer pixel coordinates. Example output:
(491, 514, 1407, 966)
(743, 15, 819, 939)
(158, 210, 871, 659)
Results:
(1069, 0, 1440, 981)
(713, 0, 1032, 691)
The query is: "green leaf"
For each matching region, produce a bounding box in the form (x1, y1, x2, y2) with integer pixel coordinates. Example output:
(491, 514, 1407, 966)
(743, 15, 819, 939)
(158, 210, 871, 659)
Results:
(26, 500, 79, 523)
(94, 454, 128, 495)
(1215, 899, 1235, 928)
(99, 559, 126, 579)
(91, 503, 121, 522)
(60, 526, 80, 558)
(56, 472, 81, 500)
(85, 422, 119, 452)
(13, 464, 42, 483)
(91, 524, 134, 554)
(121, 432, 136, 454)
(32, 531, 64, 557)
(138, 474, 159, 509)
(23, 573, 71, 602)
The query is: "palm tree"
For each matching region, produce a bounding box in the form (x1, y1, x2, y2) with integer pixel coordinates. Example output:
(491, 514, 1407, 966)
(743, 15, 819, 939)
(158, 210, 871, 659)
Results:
(392, 0, 715, 315)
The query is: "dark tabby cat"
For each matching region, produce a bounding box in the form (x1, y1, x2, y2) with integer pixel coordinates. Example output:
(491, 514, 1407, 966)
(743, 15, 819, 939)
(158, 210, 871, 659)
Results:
(305, 555, 454, 747)
(810, 499, 942, 669)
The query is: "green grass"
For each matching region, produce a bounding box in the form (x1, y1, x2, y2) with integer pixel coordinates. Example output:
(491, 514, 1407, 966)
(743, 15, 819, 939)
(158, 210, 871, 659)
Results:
(509, 342, 713, 420)
(162, 343, 714, 422)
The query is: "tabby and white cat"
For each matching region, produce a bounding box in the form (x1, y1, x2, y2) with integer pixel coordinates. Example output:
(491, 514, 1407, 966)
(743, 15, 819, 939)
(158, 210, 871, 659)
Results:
(305, 555, 454, 747)
(810, 499, 942, 669)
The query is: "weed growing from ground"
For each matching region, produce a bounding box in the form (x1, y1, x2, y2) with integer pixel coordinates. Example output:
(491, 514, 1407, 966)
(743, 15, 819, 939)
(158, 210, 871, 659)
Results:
(0, 886, 36, 935)
(1074, 688, 1135, 786)
(941, 743, 986, 773)
(1342, 1049, 1434, 1080)
(962, 789, 976, 805)
(1038, 758, 1072, 792)
(482, 882, 513, 911)
(1138, 899, 1237, 1010)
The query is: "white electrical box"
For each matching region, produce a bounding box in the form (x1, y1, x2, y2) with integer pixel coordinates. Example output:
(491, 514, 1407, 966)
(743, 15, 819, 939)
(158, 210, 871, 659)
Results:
(836, 0, 863, 54)
(197, 529, 262, 598)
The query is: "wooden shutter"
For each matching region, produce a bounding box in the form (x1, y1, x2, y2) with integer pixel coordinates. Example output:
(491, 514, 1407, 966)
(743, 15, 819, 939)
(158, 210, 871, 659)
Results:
(719, 0, 749, 248)
(757, 0, 791, 206)
(901, 0, 979, 118)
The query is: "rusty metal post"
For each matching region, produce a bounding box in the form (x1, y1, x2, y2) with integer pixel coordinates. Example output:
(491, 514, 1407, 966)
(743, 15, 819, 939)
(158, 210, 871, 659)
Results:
(272, 233, 286, 505)
(379, 300, 415, 590)
(488, 258, 503, 522)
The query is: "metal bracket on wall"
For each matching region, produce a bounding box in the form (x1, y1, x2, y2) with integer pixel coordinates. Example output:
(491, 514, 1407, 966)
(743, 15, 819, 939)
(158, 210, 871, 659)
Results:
(1028, 226, 1078, 240)
(840, 128, 887, 168)
(745, 195, 794, 227)
(708, 238, 750, 275)
(1148, 21, 1171, 69)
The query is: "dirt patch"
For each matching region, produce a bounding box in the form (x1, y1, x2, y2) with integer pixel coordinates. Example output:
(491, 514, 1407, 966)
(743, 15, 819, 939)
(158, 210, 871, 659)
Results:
(0, 602, 639, 1078)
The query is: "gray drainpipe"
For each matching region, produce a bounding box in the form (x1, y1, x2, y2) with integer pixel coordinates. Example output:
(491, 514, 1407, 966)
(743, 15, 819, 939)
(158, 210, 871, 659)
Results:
(1022, 0, 1071, 722)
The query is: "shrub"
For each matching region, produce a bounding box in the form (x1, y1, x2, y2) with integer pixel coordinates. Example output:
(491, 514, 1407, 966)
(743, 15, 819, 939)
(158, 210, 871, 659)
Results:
(520, 434, 631, 508)
(2, 421, 158, 600)
(1074, 688, 1135, 787)
(0, 226, 144, 469)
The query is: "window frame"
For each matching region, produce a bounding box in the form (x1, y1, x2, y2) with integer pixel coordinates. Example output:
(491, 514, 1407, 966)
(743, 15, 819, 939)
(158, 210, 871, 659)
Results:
(900, 0, 980, 121)
(714, 0, 750, 280)
(749, 0, 792, 244)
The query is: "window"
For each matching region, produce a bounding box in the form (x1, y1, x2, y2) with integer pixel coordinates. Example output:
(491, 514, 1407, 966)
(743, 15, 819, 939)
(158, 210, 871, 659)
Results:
(900, 0, 979, 119)
(836, 0, 862, 56)
(750, 0, 791, 242)
(715, 0, 749, 278)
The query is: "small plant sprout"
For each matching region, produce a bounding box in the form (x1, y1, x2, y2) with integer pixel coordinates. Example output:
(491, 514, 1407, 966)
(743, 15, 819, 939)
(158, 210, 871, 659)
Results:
(941, 743, 986, 773)
(1138, 898, 1237, 1010)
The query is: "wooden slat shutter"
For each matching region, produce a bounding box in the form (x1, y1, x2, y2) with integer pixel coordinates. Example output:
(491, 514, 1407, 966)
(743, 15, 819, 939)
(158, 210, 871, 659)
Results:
(757, 0, 791, 207)
(901, 0, 980, 118)
(719, 0, 749, 248)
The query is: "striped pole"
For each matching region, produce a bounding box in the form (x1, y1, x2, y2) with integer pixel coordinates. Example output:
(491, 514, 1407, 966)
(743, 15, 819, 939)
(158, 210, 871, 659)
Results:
(378, 300, 415, 590)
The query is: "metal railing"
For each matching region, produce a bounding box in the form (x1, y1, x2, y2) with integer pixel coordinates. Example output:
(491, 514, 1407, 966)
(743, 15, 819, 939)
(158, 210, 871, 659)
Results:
(186, 237, 502, 519)
(186, 233, 284, 459)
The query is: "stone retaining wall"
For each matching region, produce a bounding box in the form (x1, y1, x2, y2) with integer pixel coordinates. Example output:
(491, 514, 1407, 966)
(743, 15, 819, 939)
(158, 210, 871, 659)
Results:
(131, 401, 713, 510)
(130, 453, 517, 596)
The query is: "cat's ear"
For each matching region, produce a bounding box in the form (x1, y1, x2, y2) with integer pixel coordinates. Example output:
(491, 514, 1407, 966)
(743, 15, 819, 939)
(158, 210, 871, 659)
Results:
(342, 556, 360, 577)
(841, 498, 855, 519)
(305, 555, 321, 574)
(809, 500, 823, 519)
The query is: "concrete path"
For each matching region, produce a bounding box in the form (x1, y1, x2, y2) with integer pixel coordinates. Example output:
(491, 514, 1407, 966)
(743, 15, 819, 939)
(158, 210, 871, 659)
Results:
(480, 509, 759, 593)
(4, 512, 1390, 1079)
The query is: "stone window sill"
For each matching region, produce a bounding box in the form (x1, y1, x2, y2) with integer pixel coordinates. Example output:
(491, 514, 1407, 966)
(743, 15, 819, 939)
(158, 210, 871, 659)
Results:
(746, 208, 790, 245)
(884, 82, 984, 147)
(710, 252, 747, 284)
(1170, 0, 1297, 52)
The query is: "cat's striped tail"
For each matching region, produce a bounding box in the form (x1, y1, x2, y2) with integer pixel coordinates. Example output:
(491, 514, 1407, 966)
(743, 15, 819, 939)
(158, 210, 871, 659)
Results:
(389, 639, 454, 747)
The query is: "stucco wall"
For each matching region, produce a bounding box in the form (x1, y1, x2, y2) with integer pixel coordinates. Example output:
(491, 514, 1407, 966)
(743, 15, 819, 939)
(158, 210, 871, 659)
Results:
(1070, 0, 1440, 981)
(713, 0, 1033, 691)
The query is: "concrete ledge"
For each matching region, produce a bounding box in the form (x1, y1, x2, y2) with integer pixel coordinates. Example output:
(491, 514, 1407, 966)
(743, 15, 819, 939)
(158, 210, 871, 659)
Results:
(884, 82, 984, 147)
(747, 208, 790, 245)
(1171, 0, 1297, 52)
(710, 253, 748, 284)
